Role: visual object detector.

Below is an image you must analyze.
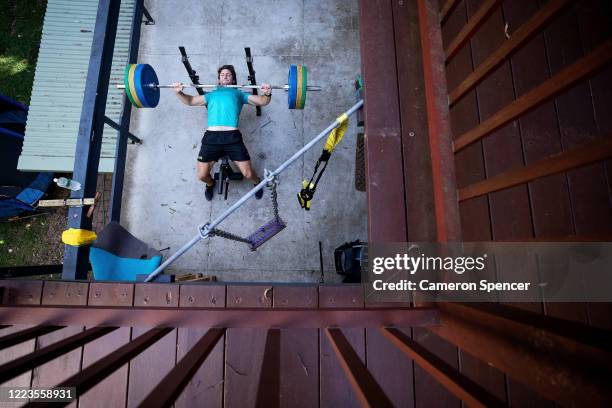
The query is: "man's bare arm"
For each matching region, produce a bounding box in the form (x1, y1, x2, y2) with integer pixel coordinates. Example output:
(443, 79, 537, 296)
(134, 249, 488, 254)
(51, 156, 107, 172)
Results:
(247, 83, 272, 107)
(248, 94, 271, 107)
(178, 92, 206, 106)
(173, 83, 206, 106)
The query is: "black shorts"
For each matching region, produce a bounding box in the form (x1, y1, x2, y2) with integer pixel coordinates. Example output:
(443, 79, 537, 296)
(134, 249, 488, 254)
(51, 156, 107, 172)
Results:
(197, 130, 251, 162)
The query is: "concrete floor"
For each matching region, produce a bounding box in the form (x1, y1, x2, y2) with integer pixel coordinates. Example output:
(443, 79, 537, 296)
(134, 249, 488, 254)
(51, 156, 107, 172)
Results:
(122, 0, 365, 283)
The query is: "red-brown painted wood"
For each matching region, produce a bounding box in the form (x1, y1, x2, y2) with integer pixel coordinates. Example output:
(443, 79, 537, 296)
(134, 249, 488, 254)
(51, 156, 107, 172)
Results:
(418, 0, 463, 242)
(366, 327, 415, 407)
(540, 2, 600, 324)
(444, 0, 491, 242)
(175, 285, 226, 408)
(0, 281, 42, 391)
(449, 0, 570, 106)
(459, 136, 612, 201)
(381, 328, 506, 407)
(575, 0, 612, 331)
(30, 282, 88, 407)
(274, 285, 318, 408)
(445, 0, 501, 62)
(439, 3, 487, 407)
(359, 0, 407, 242)
(319, 285, 365, 408)
(127, 284, 178, 407)
(225, 285, 271, 408)
(79, 283, 134, 408)
(453, 39, 612, 153)
(393, 0, 438, 243)
(325, 328, 393, 407)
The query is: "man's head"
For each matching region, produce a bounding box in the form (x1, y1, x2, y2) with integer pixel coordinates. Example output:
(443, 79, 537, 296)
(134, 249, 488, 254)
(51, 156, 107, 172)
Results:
(217, 65, 237, 86)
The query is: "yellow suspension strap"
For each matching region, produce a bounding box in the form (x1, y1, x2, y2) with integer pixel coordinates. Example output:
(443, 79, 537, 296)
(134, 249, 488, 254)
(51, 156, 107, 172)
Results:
(298, 113, 349, 210)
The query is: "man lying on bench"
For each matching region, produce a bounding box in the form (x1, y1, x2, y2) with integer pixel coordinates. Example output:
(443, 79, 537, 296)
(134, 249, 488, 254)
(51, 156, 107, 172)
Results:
(173, 64, 272, 201)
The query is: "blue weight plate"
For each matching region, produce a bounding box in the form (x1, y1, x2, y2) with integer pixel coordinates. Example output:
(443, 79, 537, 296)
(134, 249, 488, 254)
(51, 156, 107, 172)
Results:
(134, 64, 160, 108)
(133, 64, 149, 108)
(141, 64, 160, 108)
(288, 65, 297, 109)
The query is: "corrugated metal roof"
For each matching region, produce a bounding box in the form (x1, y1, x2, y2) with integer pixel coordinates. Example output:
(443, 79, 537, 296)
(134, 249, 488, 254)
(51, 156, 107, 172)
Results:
(18, 0, 135, 173)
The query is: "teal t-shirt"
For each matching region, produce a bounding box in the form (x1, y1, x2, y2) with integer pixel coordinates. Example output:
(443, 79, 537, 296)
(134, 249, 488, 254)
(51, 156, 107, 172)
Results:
(206, 87, 250, 127)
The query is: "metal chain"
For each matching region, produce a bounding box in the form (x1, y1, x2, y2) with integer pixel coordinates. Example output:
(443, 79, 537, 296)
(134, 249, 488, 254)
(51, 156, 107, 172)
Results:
(265, 170, 280, 222)
(209, 228, 251, 244)
(271, 185, 280, 222)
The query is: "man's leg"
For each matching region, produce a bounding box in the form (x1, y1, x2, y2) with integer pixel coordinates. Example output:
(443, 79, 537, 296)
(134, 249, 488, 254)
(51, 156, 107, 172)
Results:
(230, 140, 263, 199)
(234, 161, 261, 184)
(196, 161, 215, 186)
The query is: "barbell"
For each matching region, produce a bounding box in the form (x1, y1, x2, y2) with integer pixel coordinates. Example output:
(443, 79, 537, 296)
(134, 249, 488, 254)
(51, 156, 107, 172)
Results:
(118, 63, 321, 110)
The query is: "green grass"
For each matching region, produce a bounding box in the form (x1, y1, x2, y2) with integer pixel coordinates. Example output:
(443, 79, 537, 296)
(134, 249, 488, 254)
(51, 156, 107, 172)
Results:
(0, 0, 64, 269)
(0, 212, 63, 267)
(0, 0, 47, 105)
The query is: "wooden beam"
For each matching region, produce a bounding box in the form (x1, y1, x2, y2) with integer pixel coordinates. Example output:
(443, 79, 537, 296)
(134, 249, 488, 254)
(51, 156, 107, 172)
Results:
(440, 0, 461, 24)
(138, 328, 226, 408)
(325, 328, 393, 407)
(53, 328, 173, 403)
(448, 0, 571, 107)
(359, 0, 407, 242)
(393, 0, 438, 242)
(380, 328, 507, 408)
(428, 303, 612, 406)
(38, 198, 96, 207)
(255, 329, 281, 408)
(0, 305, 439, 329)
(0, 327, 117, 384)
(497, 234, 612, 242)
(418, 0, 463, 242)
(0, 326, 64, 350)
(444, 0, 501, 62)
(458, 136, 612, 201)
(453, 39, 612, 152)
(439, 303, 612, 357)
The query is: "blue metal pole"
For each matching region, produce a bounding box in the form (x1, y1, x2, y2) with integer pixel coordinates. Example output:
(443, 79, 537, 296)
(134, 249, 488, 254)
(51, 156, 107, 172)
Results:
(62, 0, 122, 280)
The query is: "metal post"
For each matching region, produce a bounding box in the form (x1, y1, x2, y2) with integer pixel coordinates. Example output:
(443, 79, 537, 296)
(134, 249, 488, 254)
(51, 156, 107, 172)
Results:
(109, 0, 145, 223)
(62, 0, 121, 280)
(104, 116, 142, 144)
(245, 47, 261, 116)
(0, 265, 62, 279)
(179, 46, 205, 96)
(142, 5, 155, 25)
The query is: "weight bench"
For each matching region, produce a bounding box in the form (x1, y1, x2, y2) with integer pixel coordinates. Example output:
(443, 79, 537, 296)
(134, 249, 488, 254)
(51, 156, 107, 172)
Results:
(213, 156, 243, 200)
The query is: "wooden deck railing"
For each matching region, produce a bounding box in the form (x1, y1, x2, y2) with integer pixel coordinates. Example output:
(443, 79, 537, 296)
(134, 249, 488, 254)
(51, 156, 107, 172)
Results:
(354, 2, 612, 404)
(1, 280, 611, 407)
(434, 0, 612, 213)
(453, 39, 612, 153)
(448, 0, 571, 106)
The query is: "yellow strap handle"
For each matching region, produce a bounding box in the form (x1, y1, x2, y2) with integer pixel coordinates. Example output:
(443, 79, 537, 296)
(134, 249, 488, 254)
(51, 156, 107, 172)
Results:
(324, 114, 350, 154)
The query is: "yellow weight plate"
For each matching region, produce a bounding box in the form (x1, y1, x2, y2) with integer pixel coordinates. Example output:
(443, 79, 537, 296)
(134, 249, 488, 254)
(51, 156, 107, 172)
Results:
(128, 64, 143, 108)
(295, 65, 303, 110)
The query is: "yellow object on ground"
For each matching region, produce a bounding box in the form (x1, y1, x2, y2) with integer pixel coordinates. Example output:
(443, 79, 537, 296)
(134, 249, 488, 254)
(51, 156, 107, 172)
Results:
(62, 228, 97, 246)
